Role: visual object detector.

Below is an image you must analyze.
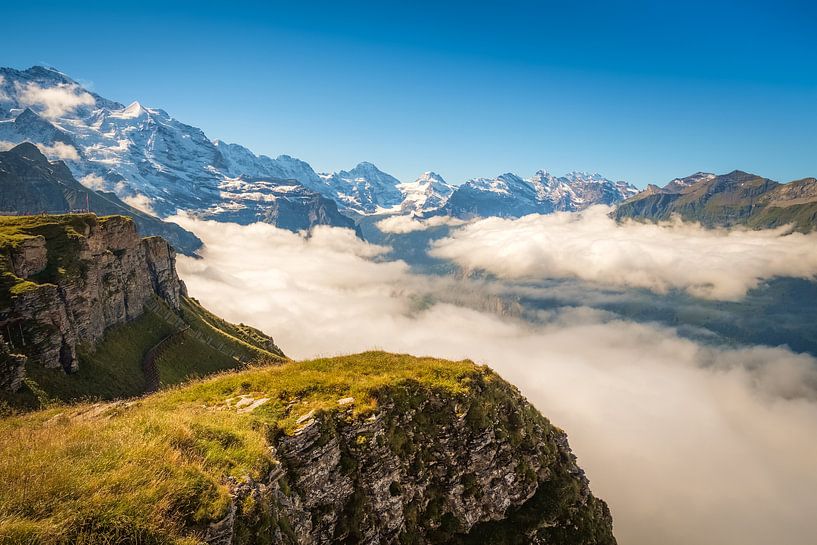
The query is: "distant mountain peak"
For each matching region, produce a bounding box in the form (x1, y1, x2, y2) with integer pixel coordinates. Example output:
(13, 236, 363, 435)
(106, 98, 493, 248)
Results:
(21, 65, 76, 84)
(110, 101, 151, 120)
(417, 171, 446, 183)
(6, 141, 45, 160)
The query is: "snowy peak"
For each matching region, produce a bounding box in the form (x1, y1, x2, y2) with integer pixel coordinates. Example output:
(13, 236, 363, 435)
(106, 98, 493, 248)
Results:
(662, 172, 716, 193)
(416, 171, 446, 184)
(529, 169, 639, 211)
(0, 66, 123, 119)
(564, 171, 608, 184)
(441, 169, 639, 219)
(116, 101, 149, 119)
(0, 65, 354, 232)
(314, 162, 404, 214)
(397, 172, 454, 214)
(338, 162, 400, 187)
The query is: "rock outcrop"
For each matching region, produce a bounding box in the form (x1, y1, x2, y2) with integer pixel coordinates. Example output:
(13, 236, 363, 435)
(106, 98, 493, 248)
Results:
(209, 373, 616, 544)
(0, 214, 185, 389)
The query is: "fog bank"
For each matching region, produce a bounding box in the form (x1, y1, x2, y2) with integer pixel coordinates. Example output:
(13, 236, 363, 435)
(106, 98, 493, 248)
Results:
(430, 207, 817, 300)
(174, 216, 817, 545)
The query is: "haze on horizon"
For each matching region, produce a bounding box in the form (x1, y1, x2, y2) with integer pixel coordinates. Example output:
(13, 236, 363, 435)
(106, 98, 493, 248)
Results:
(3, 0, 816, 187)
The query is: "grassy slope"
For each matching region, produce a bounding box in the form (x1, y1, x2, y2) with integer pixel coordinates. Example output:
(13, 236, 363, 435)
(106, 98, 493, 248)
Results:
(745, 202, 817, 232)
(0, 214, 284, 410)
(1, 296, 285, 411)
(615, 177, 817, 232)
(0, 352, 481, 544)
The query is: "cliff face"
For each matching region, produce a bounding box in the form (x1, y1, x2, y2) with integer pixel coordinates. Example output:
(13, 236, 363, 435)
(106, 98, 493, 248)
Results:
(0, 214, 185, 390)
(211, 371, 615, 545)
(0, 352, 615, 544)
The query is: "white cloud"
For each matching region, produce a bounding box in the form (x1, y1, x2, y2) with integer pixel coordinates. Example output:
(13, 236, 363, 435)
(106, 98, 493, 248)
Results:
(429, 206, 817, 300)
(15, 82, 95, 118)
(0, 140, 16, 151)
(0, 75, 9, 102)
(36, 141, 79, 161)
(376, 214, 470, 234)
(121, 193, 156, 215)
(79, 174, 108, 191)
(173, 216, 817, 545)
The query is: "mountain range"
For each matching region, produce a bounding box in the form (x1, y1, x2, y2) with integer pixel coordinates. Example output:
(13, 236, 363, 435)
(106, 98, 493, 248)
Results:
(0, 142, 202, 254)
(0, 66, 639, 230)
(3, 66, 812, 239)
(613, 170, 817, 231)
(0, 66, 353, 233)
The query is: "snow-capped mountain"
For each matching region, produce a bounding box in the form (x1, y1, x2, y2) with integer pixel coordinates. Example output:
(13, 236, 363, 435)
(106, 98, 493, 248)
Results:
(441, 173, 541, 218)
(313, 162, 404, 215)
(213, 140, 323, 189)
(0, 65, 642, 232)
(0, 66, 353, 231)
(397, 172, 454, 215)
(530, 170, 639, 212)
(440, 170, 638, 219)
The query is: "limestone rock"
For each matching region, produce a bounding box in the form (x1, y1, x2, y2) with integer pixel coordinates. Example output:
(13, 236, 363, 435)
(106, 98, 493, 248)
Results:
(0, 215, 185, 387)
(210, 377, 617, 544)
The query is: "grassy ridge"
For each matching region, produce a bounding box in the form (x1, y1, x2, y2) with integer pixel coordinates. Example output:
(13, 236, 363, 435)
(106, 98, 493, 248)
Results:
(1, 296, 286, 411)
(0, 352, 481, 544)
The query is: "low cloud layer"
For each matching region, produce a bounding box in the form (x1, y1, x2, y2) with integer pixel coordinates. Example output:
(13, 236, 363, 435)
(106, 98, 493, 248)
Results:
(36, 141, 79, 161)
(430, 207, 817, 300)
(173, 217, 817, 545)
(15, 82, 95, 118)
(121, 192, 156, 215)
(376, 214, 469, 234)
(0, 76, 9, 102)
(0, 140, 79, 161)
(79, 173, 107, 191)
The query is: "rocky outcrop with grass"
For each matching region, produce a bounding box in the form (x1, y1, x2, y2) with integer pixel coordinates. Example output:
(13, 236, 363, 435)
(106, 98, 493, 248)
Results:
(0, 352, 616, 544)
(220, 375, 616, 544)
(0, 214, 185, 389)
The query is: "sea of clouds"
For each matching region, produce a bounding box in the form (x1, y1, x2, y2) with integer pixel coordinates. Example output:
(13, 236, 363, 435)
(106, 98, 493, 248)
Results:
(172, 214, 817, 545)
(430, 206, 817, 300)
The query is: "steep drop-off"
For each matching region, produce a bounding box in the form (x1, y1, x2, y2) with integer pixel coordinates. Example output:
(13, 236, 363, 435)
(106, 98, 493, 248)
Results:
(0, 214, 284, 405)
(0, 352, 615, 545)
(0, 216, 615, 544)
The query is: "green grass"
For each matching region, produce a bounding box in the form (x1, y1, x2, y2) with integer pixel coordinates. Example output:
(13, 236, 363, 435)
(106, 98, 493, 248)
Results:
(156, 329, 247, 386)
(1, 296, 287, 412)
(0, 214, 286, 411)
(746, 202, 817, 232)
(180, 298, 284, 359)
(0, 352, 485, 544)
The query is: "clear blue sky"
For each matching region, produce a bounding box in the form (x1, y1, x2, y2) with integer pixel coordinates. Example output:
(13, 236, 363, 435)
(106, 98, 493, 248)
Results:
(4, 0, 816, 186)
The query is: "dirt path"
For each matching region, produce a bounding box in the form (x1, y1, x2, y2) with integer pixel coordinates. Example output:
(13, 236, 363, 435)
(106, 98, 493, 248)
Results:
(142, 326, 189, 394)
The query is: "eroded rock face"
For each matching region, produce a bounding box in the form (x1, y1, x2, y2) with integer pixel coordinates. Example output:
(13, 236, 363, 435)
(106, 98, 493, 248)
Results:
(0, 339, 27, 392)
(210, 376, 617, 545)
(0, 215, 185, 387)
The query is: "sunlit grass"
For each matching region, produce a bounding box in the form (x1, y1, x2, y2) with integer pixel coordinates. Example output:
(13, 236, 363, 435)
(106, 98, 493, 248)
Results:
(0, 352, 486, 544)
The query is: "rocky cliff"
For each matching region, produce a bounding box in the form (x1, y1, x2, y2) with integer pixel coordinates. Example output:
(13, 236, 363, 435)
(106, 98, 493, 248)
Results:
(0, 352, 616, 544)
(0, 214, 185, 391)
(202, 357, 615, 545)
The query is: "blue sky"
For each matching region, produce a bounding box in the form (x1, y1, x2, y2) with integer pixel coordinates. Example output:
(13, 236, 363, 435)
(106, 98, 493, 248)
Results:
(4, 0, 816, 186)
